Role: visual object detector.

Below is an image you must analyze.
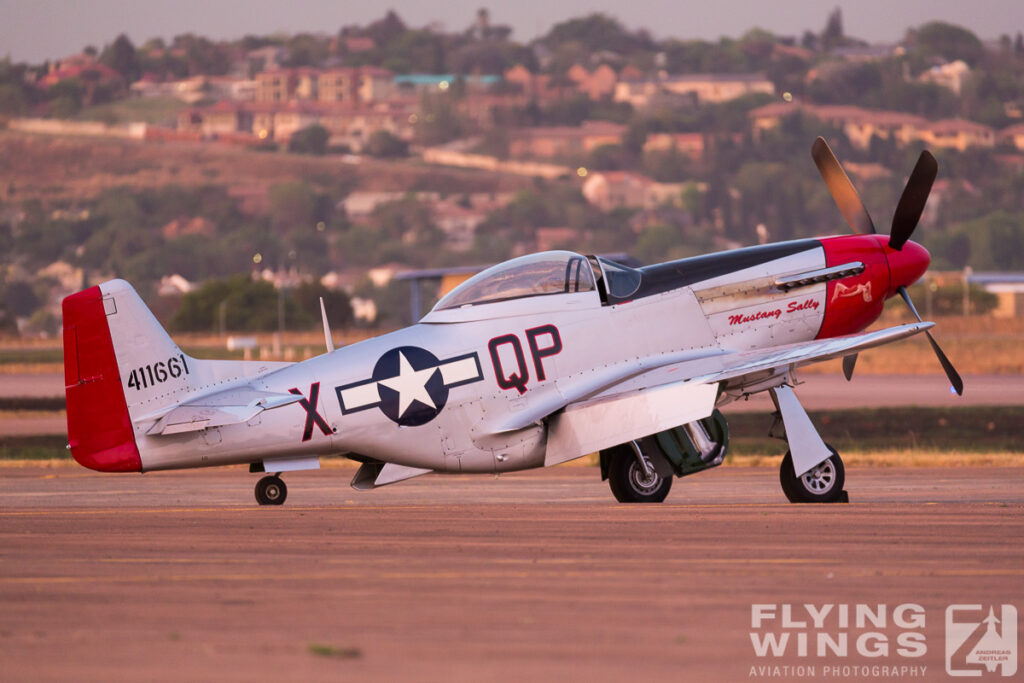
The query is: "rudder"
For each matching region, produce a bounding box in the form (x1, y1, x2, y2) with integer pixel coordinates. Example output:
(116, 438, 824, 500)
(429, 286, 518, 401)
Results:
(63, 282, 142, 472)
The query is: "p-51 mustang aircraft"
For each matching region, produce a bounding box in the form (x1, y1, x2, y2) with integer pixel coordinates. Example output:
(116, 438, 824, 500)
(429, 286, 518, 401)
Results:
(63, 138, 961, 505)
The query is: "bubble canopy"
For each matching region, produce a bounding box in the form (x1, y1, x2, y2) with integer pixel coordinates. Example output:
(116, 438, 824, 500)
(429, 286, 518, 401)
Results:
(433, 251, 596, 311)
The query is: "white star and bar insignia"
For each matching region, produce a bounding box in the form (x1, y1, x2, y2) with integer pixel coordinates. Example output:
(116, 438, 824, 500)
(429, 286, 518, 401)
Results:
(335, 346, 483, 426)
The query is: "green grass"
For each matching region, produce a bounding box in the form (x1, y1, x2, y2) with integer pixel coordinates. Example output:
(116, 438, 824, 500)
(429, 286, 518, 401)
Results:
(0, 436, 69, 460)
(76, 96, 185, 126)
(725, 406, 1024, 455)
(0, 397, 65, 411)
(0, 348, 63, 364)
(307, 643, 362, 659)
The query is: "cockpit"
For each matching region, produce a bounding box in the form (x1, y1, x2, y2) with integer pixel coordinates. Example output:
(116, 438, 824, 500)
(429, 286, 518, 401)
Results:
(431, 250, 643, 313)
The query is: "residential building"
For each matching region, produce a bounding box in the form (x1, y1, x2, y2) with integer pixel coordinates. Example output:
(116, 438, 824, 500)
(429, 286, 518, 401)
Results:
(179, 100, 414, 147)
(616, 73, 774, 108)
(968, 273, 1024, 318)
(178, 101, 254, 137)
(998, 123, 1024, 151)
(508, 121, 626, 159)
(535, 227, 580, 251)
(918, 119, 996, 151)
(643, 133, 705, 160)
(567, 64, 619, 100)
(746, 101, 995, 151)
(256, 70, 292, 103)
(393, 74, 501, 95)
(582, 171, 688, 211)
(919, 60, 971, 95)
(432, 200, 488, 252)
(256, 67, 395, 105)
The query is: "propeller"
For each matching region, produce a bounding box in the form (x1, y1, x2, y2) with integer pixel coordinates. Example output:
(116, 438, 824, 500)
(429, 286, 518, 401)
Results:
(811, 137, 876, 235)
(811, 137, 962, 395)
(897, 286, 964, 396)
(889, 150, 938, 250)
(842, 354, 857, 381)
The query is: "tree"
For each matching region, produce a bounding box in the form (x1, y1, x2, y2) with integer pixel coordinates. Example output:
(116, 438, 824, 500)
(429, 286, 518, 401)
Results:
(821, 7, 844, 50)
(287, 124, 329, 155)
(365, 130, 409, 158)
(291, 280, 353, 329)
(911, 22, 984, 66)
(0, 83, 27, 115)
(268, 182, 320, 230)
(587, 144, 630, 171)
(171, 275, 313, 332)
(538, 13, 653, 58)
(47, 78, 83, 117)
(2, 280, 40, 318)
(414, 93, 465, 146)
(283, 33, 329, 67)
(365, 10, 408, 48)
(101, 34, 140, 82)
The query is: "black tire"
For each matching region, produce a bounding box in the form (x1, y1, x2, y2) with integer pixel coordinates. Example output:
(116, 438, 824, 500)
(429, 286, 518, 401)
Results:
(779, 447, 845, 503)
(607, 446, 672, 503)
(255, 475, 287, 506)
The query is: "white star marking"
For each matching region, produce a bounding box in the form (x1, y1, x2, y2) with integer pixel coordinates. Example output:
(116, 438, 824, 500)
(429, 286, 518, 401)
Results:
(378, 351, 438, 418)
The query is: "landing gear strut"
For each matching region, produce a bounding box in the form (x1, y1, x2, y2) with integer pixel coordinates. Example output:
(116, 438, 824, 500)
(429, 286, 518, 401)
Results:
(255, 474, 287, 505)
(769, 385, 849, 504)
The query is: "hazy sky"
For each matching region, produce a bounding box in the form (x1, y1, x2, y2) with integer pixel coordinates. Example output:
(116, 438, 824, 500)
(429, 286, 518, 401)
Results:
(1, 0, 1022, 63)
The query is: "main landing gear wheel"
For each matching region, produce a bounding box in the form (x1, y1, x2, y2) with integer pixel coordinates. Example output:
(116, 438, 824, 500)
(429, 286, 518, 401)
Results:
(779, 447, 845, 503)
(255, 475, 287, 506)
(607, 447, 672, 503)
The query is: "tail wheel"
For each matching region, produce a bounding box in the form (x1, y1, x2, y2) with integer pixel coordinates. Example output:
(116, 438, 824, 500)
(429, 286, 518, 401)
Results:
(779, 448, 845, 503)
(255, 475, 287, 506)
(607, 446, 672, 503)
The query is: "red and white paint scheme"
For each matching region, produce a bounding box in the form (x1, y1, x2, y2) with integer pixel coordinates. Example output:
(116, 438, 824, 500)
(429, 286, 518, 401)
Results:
(62, 138, 961, 505)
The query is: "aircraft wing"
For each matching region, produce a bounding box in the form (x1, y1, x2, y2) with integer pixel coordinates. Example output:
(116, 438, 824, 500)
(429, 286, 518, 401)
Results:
(542, 322, 932, 466)
(623, 321, 934, 392)
(141, 386, 303, 436)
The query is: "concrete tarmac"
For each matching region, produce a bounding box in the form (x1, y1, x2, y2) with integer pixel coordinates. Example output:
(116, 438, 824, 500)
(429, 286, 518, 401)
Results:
(1, 466, 1021, 682)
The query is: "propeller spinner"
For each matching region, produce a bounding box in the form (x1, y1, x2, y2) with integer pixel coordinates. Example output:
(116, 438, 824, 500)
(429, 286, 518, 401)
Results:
(811, 137, 963, 396)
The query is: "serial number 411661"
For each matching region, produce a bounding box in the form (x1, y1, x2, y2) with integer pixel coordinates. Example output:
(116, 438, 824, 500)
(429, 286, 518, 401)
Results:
(127, 354, 190, 391)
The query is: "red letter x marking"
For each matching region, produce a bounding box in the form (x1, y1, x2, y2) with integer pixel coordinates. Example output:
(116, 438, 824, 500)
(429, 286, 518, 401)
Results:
(289, 382, 333, 442)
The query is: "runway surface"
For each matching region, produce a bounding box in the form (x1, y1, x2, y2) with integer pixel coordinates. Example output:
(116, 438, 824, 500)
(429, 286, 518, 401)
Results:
(1, 466, 1021, 681)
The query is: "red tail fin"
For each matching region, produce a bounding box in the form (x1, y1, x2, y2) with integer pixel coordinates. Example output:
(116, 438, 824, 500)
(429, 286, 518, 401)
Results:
(62, 286, 141, 472)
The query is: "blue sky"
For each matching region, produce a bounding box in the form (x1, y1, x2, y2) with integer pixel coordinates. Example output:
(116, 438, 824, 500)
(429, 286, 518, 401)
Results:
(1, 0, 1021, 63)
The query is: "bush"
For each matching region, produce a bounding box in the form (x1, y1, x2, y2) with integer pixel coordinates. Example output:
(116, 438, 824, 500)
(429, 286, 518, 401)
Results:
(287, 124, 329, 155)
(365, 130, 409, 158)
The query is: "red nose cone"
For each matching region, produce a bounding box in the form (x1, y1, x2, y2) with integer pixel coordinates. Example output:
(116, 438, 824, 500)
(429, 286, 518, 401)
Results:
(884, 239, 930, 295)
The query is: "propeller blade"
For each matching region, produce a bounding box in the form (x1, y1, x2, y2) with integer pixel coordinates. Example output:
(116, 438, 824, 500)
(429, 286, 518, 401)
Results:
(898, 285, 923, 322)
(889, 151, 938, 251)
(898, 286, 964, 396)
(842, 354, 857, 381)
(924, 329, 964, 397)
(811, 136, 877, 235)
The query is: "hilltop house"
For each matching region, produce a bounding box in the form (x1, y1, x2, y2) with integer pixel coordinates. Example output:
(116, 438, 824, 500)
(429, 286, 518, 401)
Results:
(748, 101, 995, 151)
(254, 67, 395, 105)
(582, 171, 688, 211)
(616, 73, 774, 108)
(508, 121, 626, 159)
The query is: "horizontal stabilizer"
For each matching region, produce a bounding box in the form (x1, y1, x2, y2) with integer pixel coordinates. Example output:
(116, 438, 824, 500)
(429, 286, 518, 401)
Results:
(145, 388, 302, 435)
